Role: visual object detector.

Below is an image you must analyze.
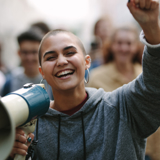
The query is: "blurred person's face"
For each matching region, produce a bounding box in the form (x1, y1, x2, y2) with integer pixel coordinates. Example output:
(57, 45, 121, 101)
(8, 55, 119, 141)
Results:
(95, 20, 111, 42)
(18, 41, 39, 73)
(39, 33, 90, 92)
(111, 30, 138, 64)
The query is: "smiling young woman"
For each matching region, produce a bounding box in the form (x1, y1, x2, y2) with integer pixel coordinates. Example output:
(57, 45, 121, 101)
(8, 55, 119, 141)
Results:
(8, 0, 160, 160)
(39, 30, 91, 111)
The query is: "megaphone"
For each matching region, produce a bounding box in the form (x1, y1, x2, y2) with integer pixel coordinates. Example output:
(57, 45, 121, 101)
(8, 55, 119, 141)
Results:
(0, 83, 50, 160)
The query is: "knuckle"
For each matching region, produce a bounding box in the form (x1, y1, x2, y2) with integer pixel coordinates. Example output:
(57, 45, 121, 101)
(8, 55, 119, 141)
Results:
(16, 128, 25, 135)
(17, 142, 22, 148)
(21, 136, 27, 143)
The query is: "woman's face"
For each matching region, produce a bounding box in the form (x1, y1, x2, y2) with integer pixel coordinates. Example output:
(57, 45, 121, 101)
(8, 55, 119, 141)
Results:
(111, 30, 138, 64)
(95, 20, 111, 41)
(39, 33, 90, 92)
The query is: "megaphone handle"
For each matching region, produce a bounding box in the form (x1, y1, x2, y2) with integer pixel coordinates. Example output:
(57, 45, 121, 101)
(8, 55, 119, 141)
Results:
(14, 119, 37, 160)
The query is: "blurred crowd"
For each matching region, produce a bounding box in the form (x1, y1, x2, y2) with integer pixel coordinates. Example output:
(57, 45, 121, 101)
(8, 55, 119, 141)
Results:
(0, 15, 159, 160)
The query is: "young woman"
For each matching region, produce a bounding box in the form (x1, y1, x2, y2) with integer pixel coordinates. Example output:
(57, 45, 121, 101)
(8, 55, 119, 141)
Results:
(88, 26, 143, 92)
(9, 0, 160, 160)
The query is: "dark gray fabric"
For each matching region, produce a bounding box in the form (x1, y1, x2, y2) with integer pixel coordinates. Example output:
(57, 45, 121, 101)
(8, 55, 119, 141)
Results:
(34, 36, 160, 160)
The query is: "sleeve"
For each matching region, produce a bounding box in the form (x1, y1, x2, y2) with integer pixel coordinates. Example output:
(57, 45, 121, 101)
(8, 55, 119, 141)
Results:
(114, 31, 160, 138)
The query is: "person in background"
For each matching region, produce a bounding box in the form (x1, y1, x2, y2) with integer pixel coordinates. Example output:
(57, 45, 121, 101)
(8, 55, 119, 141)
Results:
(85, 16, 114, 78)
(88, 26, 143, 91)
(30, 21, 54, 100)
(94, 16, 113, 45)
(90, 16, 114, 67)
(31, 21, 51, 35)
(1, 28, 43, 96)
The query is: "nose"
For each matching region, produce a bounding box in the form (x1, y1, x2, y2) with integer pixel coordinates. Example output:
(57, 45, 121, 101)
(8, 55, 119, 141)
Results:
(121, 44, 129, 53)
(56, 54, 68, 67)
(25, 53, 37, 61)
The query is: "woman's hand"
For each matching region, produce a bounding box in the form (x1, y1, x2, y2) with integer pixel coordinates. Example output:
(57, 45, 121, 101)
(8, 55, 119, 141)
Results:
(9, 128, 34, 158)
(127, 0, 160, 44)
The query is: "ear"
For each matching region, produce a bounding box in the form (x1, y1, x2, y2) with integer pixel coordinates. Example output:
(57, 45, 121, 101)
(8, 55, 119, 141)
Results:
(17, 50, 21, 57)
(39, 66, 45, 79)
(85, 55, 91, 70)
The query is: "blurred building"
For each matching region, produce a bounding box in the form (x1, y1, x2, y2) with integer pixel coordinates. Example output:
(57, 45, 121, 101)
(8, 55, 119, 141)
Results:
(1, 0, 156, 70)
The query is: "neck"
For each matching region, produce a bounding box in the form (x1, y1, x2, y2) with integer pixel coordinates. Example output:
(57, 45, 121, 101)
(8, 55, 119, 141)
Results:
(115, 61, 134, 76)
(24, 69, 39, 78)
(51, 83, 86, 112)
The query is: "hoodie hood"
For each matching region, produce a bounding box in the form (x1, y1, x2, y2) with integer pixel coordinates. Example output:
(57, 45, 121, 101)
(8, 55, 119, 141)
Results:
(44, 87, 105, 119)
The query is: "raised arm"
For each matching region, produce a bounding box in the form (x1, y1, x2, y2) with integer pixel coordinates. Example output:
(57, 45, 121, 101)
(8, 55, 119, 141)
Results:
(119, 0, 160, 137)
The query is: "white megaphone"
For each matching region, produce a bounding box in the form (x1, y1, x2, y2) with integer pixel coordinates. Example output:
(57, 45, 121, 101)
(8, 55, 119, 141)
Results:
(0, 83, 50, 160)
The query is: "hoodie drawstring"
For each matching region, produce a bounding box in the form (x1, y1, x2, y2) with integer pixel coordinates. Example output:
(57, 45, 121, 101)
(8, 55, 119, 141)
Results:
(57, 114, 61, 160)
(57, 113, 86, 160)
(81, 112, 86, 160)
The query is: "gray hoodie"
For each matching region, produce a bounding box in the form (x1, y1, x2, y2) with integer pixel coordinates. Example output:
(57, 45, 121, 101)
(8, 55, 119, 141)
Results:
(33, 32, 160, 160)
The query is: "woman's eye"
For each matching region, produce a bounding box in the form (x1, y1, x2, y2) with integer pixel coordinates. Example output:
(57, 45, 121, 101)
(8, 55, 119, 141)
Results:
(67, 52, 75, 56)
(46, 57, 55, 61)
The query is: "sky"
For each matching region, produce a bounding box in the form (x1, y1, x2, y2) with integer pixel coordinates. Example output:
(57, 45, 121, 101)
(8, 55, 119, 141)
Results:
(27, 0, 91, 26)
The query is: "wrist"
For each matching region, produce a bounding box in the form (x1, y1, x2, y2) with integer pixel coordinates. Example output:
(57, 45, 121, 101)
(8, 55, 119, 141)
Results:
(140, 21, 160, 45)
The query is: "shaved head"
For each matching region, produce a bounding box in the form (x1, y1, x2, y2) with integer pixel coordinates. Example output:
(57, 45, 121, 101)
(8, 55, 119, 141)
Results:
(38, 29, 86, 66)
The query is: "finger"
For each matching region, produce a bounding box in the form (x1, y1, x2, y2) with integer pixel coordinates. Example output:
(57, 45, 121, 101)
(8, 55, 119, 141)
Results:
(139, 0, 145, 8)
(127, 0, 136, 12)
(16, 128, 25, 136)
(12, 147, 28, 156)
(15, 134, 27, 143)
(28, 133, 34, 141)
(150, 0, 159, 10)
(145, 0, 152, 9)
(129, 0, 140, 8)
(135, 0, 140, 4)
(27, 133, 34, 146)
(14, 141, 28, 152)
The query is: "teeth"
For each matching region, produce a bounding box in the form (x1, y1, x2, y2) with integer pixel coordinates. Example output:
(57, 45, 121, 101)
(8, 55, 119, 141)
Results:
(57, 70, 73, 77)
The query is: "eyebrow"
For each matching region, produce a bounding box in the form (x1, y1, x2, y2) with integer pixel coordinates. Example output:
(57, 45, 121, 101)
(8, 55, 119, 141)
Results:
(43, 46, 77, 58)
(63, 46, 77, 51)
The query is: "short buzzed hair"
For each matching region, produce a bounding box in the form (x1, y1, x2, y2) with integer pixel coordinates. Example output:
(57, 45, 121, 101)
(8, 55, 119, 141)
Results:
(38, 29, 86, 66)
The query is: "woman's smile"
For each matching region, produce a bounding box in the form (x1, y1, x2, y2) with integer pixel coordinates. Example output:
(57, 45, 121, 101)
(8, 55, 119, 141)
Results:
(55, 69, 75, 80)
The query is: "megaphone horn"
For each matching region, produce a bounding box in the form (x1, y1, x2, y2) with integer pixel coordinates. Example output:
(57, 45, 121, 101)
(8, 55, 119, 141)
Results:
(0, 83, 50, 160)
